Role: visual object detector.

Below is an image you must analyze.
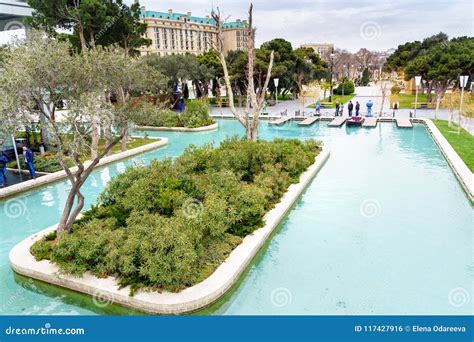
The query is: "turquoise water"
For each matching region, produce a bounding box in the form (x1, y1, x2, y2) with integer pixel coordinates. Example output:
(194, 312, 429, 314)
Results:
(0, 120, 472, 315)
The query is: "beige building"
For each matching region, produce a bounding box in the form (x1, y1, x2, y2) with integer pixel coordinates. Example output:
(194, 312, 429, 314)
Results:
(139, 8, 248, 56)
(300, 43, 334, 59)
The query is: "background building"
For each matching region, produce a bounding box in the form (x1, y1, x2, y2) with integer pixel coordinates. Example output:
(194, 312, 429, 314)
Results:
(140, 8, 247, 56)
(301, 43, 334, 59)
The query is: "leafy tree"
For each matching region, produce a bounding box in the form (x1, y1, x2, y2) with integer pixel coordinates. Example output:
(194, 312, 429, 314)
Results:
(0, 32, 163, 235)
(361, 67, 370, 86)
(293, 47, 328, 95)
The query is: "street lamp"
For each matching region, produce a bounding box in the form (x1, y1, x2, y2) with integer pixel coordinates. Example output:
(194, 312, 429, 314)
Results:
(414, 76, 422, 118)
(273, 78, 279, 106)
(329, 53, 335, 103)
(458, 75, 469, 132)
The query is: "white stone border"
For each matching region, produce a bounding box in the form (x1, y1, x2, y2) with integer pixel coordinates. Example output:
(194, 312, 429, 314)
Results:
(136, 122, 218, 132)
(10, 147, 330, 314)
(0, 137, 169, 199)
(414, 118, 473, 201)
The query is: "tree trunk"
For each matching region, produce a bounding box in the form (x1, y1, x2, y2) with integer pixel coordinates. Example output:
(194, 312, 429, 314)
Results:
(90, 116, 99, 159)
(121, 125, 128, 152)
(448, 110, 454, 127)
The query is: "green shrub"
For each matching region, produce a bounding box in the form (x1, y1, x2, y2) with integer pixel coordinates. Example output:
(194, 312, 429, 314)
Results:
(32, 138, 321, 293)
(131, 100, 213, 128)
(334, 78, 355, 95)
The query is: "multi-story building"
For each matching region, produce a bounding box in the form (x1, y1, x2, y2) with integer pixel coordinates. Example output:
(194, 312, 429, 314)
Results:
(139, 8, 248, 56)
(300, 43, 334, 59)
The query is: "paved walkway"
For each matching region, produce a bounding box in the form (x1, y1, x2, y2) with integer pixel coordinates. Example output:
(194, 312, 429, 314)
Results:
(1, 169, 43, 188)
(210, 85, 474, 134)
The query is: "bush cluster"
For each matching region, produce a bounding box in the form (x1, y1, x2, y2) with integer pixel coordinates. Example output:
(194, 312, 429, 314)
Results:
(333, 78, 355, 95)
(132, 99, 213, 129)
(32, 138, 320, 293)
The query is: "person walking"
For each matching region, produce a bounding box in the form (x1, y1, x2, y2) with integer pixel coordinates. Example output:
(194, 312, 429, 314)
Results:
(335, 102, 340, 117)
(22, 146, 36, 179)
(355, 101, 360, 116)
(348, 101, 354, 117)
(0, 152, 9, 187)
(315, 101, 321, 116)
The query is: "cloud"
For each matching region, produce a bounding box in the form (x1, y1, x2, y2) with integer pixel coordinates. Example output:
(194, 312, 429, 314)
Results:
(131, 0, 473, 52)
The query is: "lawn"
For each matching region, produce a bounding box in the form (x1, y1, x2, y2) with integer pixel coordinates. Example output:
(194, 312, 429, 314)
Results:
(308, 94, 356, 108)
(433, 120, 474, 172)
(392, 93, 435, 109)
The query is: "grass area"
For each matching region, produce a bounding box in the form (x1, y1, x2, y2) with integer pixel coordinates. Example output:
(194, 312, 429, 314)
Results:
(392, 93, 435, 109)
(433, 120, 474, 172)
(308, 94, 356, 108)
(101, 137, 155, 155)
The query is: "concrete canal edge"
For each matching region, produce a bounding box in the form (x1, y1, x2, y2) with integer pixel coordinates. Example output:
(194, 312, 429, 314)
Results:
(135, 122, 218, 132)
(415, 118, 473, 202)
(0, 137, 169, 200)
(9, 147, 330, 315)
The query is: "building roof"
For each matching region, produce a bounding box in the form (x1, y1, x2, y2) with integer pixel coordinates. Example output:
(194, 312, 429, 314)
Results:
(141, 11, 216, 25)
(141, 10, 246, 29)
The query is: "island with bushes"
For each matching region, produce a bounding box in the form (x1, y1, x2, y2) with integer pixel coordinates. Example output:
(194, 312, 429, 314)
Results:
(25, 138, 323, 306)
(133, 99, 217, 132)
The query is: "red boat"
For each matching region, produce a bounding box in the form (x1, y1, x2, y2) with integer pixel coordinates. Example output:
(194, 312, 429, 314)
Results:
(346, 117, 364, 127)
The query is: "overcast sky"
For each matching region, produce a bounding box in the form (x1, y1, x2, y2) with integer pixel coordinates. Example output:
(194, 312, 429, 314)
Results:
(129, 0, 473, 52)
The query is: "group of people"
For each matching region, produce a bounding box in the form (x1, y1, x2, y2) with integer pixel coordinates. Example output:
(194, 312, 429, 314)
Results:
(315, 100, 374, 117)
(0, 146, 36, 188)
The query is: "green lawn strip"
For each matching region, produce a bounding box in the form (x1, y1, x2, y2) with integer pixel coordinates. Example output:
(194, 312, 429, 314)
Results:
(308, 94, 356, 108)
(392, 93, 436, 109)
(433, 120, 474, 172)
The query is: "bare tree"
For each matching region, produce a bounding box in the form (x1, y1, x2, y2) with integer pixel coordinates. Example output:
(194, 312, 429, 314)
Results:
(211, 4, 274, 141)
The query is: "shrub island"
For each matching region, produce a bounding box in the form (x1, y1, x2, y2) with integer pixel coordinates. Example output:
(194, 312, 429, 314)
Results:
(31, 138, 321, 294)
(132, 99, 214, 129)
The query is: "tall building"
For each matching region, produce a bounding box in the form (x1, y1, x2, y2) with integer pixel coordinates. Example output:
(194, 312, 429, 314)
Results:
(139, 8, 248, 56)
(300, 43, 334, 59)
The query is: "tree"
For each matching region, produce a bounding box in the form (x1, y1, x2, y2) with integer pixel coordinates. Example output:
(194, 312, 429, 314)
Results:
(0, 33, 162, 235)
(361, 67, 370, 86)
(212, 5, 274, 141)
(293, 47, 328, 95)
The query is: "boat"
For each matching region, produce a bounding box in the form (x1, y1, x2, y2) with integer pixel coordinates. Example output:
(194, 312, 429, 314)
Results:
(346, 116, 364, 127)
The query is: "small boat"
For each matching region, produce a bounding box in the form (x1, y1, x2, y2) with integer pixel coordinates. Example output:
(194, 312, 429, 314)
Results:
(346, 117, 364, 127)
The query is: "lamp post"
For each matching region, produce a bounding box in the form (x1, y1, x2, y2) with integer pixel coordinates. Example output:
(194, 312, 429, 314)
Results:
(274, 78, 279, 106)
(458, 75, 469, 133)
(329, 53, 335, 103)
(414, 76, 422, 118)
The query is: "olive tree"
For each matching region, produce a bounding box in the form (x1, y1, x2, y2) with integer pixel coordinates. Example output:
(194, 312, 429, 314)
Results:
(0, 32, 161, 236)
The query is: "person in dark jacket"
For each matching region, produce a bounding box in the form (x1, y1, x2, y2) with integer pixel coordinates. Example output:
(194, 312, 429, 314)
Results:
(348, 101, 354, 117)
(355, 101, 360, 116)
(335, 102, 340, 117)
(22, 146, 35, 179)
(0, 152, 9, 187)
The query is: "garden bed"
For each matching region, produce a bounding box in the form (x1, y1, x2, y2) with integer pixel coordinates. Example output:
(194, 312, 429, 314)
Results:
(11, 139, 329, 314)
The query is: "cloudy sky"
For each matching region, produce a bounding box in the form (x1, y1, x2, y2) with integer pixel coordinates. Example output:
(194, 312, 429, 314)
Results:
(129, 0, 473, 52)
